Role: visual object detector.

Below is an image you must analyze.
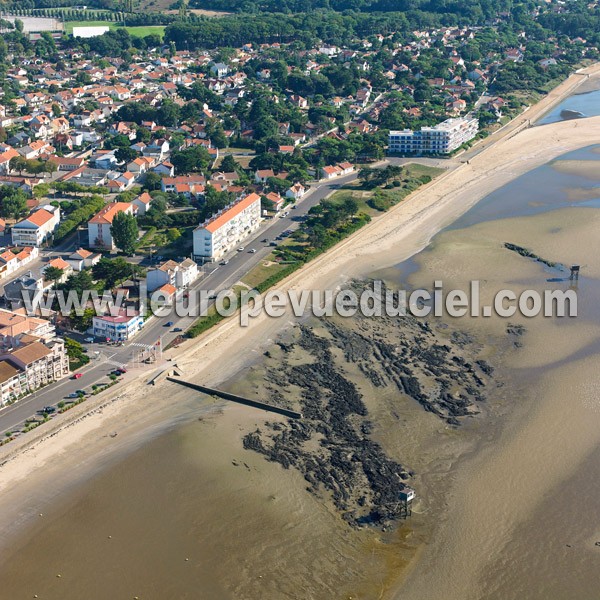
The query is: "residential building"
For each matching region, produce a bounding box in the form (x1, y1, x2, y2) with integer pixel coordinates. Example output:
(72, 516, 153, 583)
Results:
(286, 182, 306, 201)
(132, 192, 152, 215)
(193, 193, 262, 261)
(146, 258, 199, 292)
(66, 248, 101, 271)
(88, 202, 135, 250)
(0, 337, 69, 407)
(42, 257, 72, 283)
(11, 206, 61, 247)
(92, 310, 144, 341)
(389, 117, 479, 155)
(0, 308, 56, 340)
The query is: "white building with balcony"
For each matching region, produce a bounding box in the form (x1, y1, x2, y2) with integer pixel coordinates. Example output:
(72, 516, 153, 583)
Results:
(11, 206, 60, 247)
(389, 116, 478, 155)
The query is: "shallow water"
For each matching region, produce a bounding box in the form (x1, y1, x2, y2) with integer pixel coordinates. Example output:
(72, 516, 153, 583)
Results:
(537, 88, 600, 125)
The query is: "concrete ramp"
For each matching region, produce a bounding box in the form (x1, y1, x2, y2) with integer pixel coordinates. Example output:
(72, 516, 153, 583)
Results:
(166, 376, 302, 419)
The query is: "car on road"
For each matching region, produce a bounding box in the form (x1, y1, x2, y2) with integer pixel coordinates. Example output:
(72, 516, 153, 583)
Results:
(67, 392, 79, 399)
(173, 327, 183, 332)
(40, 406, 56, 414)
(72, 373, 82, 379)
(261, 238, 269, 243)
(237, 246, 245, 251)
(220, 260, 229, 265)
(165, 321, 174, 327)
(248, 248, 256, 253)
(84, 337, 94, 343)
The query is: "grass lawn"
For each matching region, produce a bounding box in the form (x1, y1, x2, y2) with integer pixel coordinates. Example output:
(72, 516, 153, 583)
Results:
(65, 21, 165, 38)
(241, 259, 292, 289)
(402, 163, 445, 179)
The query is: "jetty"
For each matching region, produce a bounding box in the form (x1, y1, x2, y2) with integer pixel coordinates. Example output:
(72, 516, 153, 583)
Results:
(166, 376, 302, 419)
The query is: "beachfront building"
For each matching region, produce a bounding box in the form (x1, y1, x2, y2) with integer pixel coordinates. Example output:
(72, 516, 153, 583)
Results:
(0, 336, 69, 407)
(92, 309, 144, 342)
(389, 116, 479, 155)
(11, 206, 61, 247)
(88, 202, 135, 250)
(193, 193, 262, 261)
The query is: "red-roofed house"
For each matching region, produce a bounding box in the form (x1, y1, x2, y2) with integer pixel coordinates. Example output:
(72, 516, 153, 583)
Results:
(11, 206, 60, 247)
(132, 192, 153, 215)
(88, 202, 135, 249)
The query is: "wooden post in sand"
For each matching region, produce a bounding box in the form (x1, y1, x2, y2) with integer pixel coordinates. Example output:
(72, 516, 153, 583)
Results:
(570, 265, 580, 280)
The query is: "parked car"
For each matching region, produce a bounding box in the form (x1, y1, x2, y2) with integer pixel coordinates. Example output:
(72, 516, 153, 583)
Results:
(249, 249, 257, 253)
(117, 368, 127, 374)
(67, 392, 79, 399)
(75, 389, 88, 396)
(165, 321, 174, 327)
(237, 246, 245, 252)
(84, 337, 94, 343)
(41, 406, 56, 414)
(173, 327, 183, 332)
(220, 260, 229, 265)
(261, 238, 269, 243)
(72, 373, 82, 379)
(269, 242, 277, 247)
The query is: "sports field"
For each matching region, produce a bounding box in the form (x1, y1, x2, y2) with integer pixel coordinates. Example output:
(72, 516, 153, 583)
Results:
(65, 21, 165, 38)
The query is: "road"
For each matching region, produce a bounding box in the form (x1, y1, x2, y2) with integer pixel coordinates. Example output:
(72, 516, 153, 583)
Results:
(0, 170, 361, 435)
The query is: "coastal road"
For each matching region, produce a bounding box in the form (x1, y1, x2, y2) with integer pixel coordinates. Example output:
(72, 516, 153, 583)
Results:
(0, 170, 362, 435)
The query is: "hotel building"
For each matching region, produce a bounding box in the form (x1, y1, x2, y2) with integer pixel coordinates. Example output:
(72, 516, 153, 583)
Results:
(389, 117, 478, 155)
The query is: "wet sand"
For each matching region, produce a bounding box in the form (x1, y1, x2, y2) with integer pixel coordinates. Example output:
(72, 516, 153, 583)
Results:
(396, 204, 600, 600)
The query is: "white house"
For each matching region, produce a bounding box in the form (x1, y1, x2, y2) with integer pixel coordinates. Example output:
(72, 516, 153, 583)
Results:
(42, 257, 72, 283)
(146, 258, 199, 292)
(92, 310, 144, 341)
(210, 63, 229, 78)
(66, 248, 102, 271)
(88, 202, 135, 250)
(11, 206, 60, 247)
(286, 182, 306, 201)
(132, 192, 152, 215)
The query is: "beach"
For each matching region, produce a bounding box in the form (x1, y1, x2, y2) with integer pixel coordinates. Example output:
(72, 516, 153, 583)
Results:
(2, 65, 600, 598)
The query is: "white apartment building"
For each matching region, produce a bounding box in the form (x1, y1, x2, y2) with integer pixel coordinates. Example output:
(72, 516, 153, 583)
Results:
(389, 116, 478, 155)
(11, 206, 61, 247)
(0, 337, 69, 407)
(193, 193, 262, 261)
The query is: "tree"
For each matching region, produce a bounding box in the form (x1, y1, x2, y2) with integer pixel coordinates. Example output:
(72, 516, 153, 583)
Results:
(69, 308, 95, 333)
(110, 211, 139, 255)
(44, 266, 64, 287)
(0, 186, 28, 219)
(220, 154, 241, 174)
(144, 172, 162, 191)
(115, 146, 138, 164)
(92, 257, 136, 287)
(166, 228, 181, 243)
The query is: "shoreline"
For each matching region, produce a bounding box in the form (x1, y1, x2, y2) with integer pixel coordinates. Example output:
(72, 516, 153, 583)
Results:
(1, 63, 600, 590)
